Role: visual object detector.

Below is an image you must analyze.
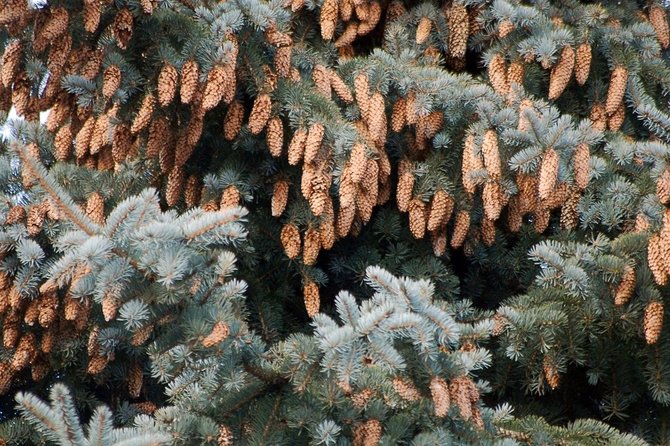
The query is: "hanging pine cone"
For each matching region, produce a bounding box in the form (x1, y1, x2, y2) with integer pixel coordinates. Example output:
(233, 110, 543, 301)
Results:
(320, 0, 338, 40)
(202, 65, 228, 111)
(202, 321, 230, 348)
(304, 122, 325, 164)
(54, 124, 72, 161)
(130, 94, 155, 134)
(498, 18, 514, 38)
(102, 65, 121, 100)
(408, 198, 427, 239)
(303, 280, 320, 318)
(312, 64, 331, 98)
(650, 4, 670, 49)
(427, 190, 453, 231)
(184, 174, 201, 208)
(416, 17, 432, 44)
(538, 147, 559, 200)
(483, 181, 504, 221)
(128, 363, 143, 398)
(220, 185, 241, 209)
(548, 45, 575, 100)
(447, 4, 469, 59)
(608, 102, 625, 131)
(573, 143, 590, 190)
(266, 116, 284, 157)
(329, 71, 353, 103)
(430, 376, 451, 417)
(248, 93, 272, 135)
(336, 205, 356, 238)
(218, 425, 233, 446)
(396, 168, 415, 213)
(488, 54, 508, 96)
(482, 129, 501, 179)
(542, 356, 560, 390)
(559, 187, 580, 230)
(451, 210, 470, 249)
(507, 60, 524, 87)
(165, 165, 184, 207)
(574, 42, 592, 86)
(112, 8, 134, 49)
(303, 227, 321, 266)
(83, 0, 101, 33)
(224, 100, 244, 141)
(280, 223, 301, 259)
(1, 40, 21, 89)
(644, 301, 664, 344)
(614, 264, 636, 306)
(648, 234, 668, 286)
(180, 59, 199, 104)
(11, 333, 36, 372)
(354, 73, 370, 120)
(112, 123, 132, 163)
(86, 192, 105, 225)
(158, 63, 178, 107)
(605, 66, 628, 115)
(272, 180, 289, 217)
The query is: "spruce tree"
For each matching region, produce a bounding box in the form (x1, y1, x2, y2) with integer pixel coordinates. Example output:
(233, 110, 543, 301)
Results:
(1, 0, 670, 444)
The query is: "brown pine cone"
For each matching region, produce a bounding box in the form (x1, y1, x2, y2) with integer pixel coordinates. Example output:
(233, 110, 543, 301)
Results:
(488, 54, 508, 96)
(605, 66, 628, 115)
(304, 123, 325, 164)
(83, 0, 101, 33)
(280, 223, 301, 259)
(538, 147, 559, 200)
(482, 129, 501, 179)
(266, 116, 284, 157)
(320, 0, 338, 40)
(408, 198, 427, 239)
(288, 128, 307, 165)
(614, 264, 636, 306)
(451, 210, 470, 249)
(248, 93, 272, 135)
(102, 65, 121, 99)
(54, 124, 72, 161)
(430, 376, 451, 417)
(548, 45, 575, 100)
(202, 65, 228, 111)
(130, 94, 155, 134)
(303, 279, 320, 317)
(644, 300, 664, 344)
(271, 180, 289, 217)
(650, 4, 670, 49)
(165, 165, 184, 207)
(303, 227, 321, 266)
(574, 42, 592, 86)
(416, 17, 432, 44)
(158, 63, 178, 107)
(224, 100, 244, 141)
(447, 4, 469, 59)
(180, 59, 199, 105)
(202, 321, 230, 348)
(1, 40, 21, 89)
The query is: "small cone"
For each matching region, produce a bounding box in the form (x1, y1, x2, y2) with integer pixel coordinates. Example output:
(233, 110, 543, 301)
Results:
(482, 180, 504, 221)
(220, 185, 240, 209)
(202, 321, 230, 347)
(482, 129, 501, 179)
(498, 19, 514, 38)
(83, 0, 101, 33)
(542, 356, 560, 390)
(538, 148, 559, 200)
(266, 116, 284, 157)
(648, 234, 668, 286)
(303, 227, 321, 266)
(303, 280, 320, 317)
(180, 59, 199, 105)
(102, 295, 120, 321)
(281, 223, 301, 259)
(559, 187, 580, 230)
(574, 42, 592, 86)
(427, 190, 454, 232)
(448, 4, 469, 59)
(54, 124, 72, 161)
(224, 100, 244, 141)
(320, 0, 338, 40)
(165, 165, 184, 207)
(481, 217, 496, 246)
(573, 143, 590, 190)
(507, 60, 524, 87)
(416, 17, 432, 44)
(615, 264, 636, 306)
(650, 5, 670, 49)
(312, 64, 331, 98)
(248, 93, 272, 135)
(112, 8, 133, 49)
(1, 41, 21, 89)
(608, 102, 625, 131)
(589, 102, 607, 131)
(392, 377, 420, 402)
(330, 71, 353, 103)
(391, 98, 406, 132)
(451, 210, 470, 249)
(408, 198, 427, 239)
(354, 73, 370, 121)
(304, 123, 325, 164)
(288, 128, 307, 166)
(396, 160, 414, 213)
(659, 168, 670, 205)
(202, 65, 228, 111)
(430, 376, 450, 417)
(271, 180, 289, 217)
(644, 301, 664, 344)
(605, 66, 628, 115)
(128, 363, 143, 398)
(86, 192, 105, 225)
(548, 45, 575, 100)
(488, 54, 508, 96)
(218, 425, 233, 446)
(130, 94, 155, 134)
(102, 65, 121, 99)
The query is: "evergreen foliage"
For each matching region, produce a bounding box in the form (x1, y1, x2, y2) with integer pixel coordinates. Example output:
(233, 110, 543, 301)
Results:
(1, 0, 670, 444)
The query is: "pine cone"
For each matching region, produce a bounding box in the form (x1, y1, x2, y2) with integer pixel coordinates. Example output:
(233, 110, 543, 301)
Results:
(202, 65, 228, 111)
(336, 204, 356, 237)
(11, 333, 36, 371)
(180, 59, 199, 104)
(430, 376, 450, 417)
(312, 64, 331, 98)
(483, 180, 504, 221)
(451, 210, 470, 249)
(1, 40, 21, 89)
(573, 143, 590, 190)
(408, 198, 427, 239)
(498, 18, 514, 38)
(303, 227, 321, 266)
(649, 234, 668, 285)
(280, 223, 301, 259)
(86, 192, 105, 225)
(482, 129, 501, 179)
(354, 73, 370, 121)
(608, 102, 625, 131)
(158, 64, 178, 107)
(272, 180, 289, 217)
(614, 264, 636, 306)
(87, 355, 108, 375)
(329, 70, 353, 103)
(266, 116, 284, 157)
(304, 123, 325, 164)
(112, 123, 132, 163)
(644, 301, 664, 344)
(391, 98, 407, 132)
(542, 356, 560, 390)
(75, 116, 95, 159)
(488, 54, 508, 96)
(131, 324, 153, 346)
(224, 100, 244, 141)
(605, 66, 628, 115)
(248, 93, 272, 135)
(367, 93, 386, 145)
(320, 0, 338, 40)
(574, 42, 592, 86)
(220, 185, 240, 209)
(538, 148, 559, 200)
(274, 45, 292, 78)
(559, 187, 580, 230)
(392, 377, 420, 402)
(650, 4, 670, 49)
(128, 363, 143, 398)
(184, 174, 201, 208)
(303, 279, 320, 317)
(548, 45, 575, 100)
(112, 8, 134, 49)
(218, 425, 233, 446)
(83, 0, 101, 33)
(447, 4, 469, 59)
(416, 17, 432, 44)
(54, 124, 72, 161)
(130, 94, 155, 134)
(102, 65, 121, 100)
(202, 321, 230, 347)
(319, 215, 336, 250)
(507, 60, 524, 87)
(427, 190, 453, 232)
(165, 165, 184, 207)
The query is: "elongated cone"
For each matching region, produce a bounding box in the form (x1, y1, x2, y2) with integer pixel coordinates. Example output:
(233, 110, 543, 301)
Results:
(180, 59, 199, 105)
(448, 4, 469, 59)
(430, 376, 450, 417)
(573, 143, 590, 190)
(605, 66, 628, 115)
(482, 130, 501, 179)
(644, 301, 664, 344)
(538, 148, 559, 200)
(416, 17, 432, 44)
(408, 198, 427, 239)
(574, 42, 592, 86)
(650, 5, 670, 49)
(303, 227, 321, 266)
(548, 45, 575, 100)
(272, 180, 289, 217)
(488, 54, 508, 96)
(202, 65, 228, 111)
(280, 223, 301, 259)
(648, 234, 668, 286)
(266, 116, 284, 157)
(451, 210, 470, 249)
(249, 93, 272, 135)
(224, 100, 244, 141)
(303, 280, 320, 317)
(320, 0, 338, 40)
(614, 264, 636, 306)
(542, 356, 560, 390)
(396, 164, 414, 212)
(427, 190, 453, 232)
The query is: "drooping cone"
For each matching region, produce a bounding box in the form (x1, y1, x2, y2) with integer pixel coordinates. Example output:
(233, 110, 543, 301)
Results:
(451, 210, 470, 249)
(288, 128, 307, 165)
(128, 363, 143, 398)
(248, 93, 272, 135)
(648, 234, 668, 286)
(102, 294, 121, 322)
(86, 192, 105, 225)
(427, 190, 454, 232)
(589, 102, 607, 131)
(542, 356, 560, 390)
(488, 54, 508, 96)
(312, 64, 331, 98)
(1, 41, 22, 89)
(483, 181, 504, 221)
(650, 4, 670, 49)
(573, 143, 590, 190)
(83, 0, 101, 33)
(416, 17, 432, 44)
(559, 187, 580, 230)
(408, 198, 427, 239)
(303, 227, 321, 266)
(391, 98, 407, 132)
(538, 147, 559, 200)
(202, 65, 228, 111)
(102, 65, 121, 99)
(218, 425, 233, 446)
(396, 161, 414, 213)
(224, 100, 244, 141)
(658, 168, 670, 204)
(330, 71, 353, 103)
(320, 0, 338, 40)
(184, 174, 201, 208)
(575, 42, 592, 86)
(430, 376, 451, 417)
(280, 223, 301, 259)
(608, 102, 625, 131)
(112, 8, 133, 49)
(202, 321, 230, 347)
(304, 123, 325, 164)
(271, 180, 289, 217)
(336, 205, 356, 238)
(447, 4, 469, 59)
(482, 129, 501, 179)
(644, 301, 664, 344)
(266, 116, 284, 157)
(165, 165, 184, 207)
(11, 333, 36, 371)
(349, 142, 367, 184)
(507, 60, 524, 87)
(605, 66, 628, 115)
(180, 59, 199, 105)
(548, 45, 575, 100)
(130, 94, 155, 134)
(220, 185, 241, 209)
(367, 93, 387, 145)
(112, 123, 132, 163)
(303, 280, 320, 318)
(462, 134, 482, 194)
(392, 376, 421, 402)
(54, 124, 72, 161)
(354, 73, 370, 121)
(498, 18, 514, 38)
(480, 217, 496, 246)
(614, 264, 636, 306)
